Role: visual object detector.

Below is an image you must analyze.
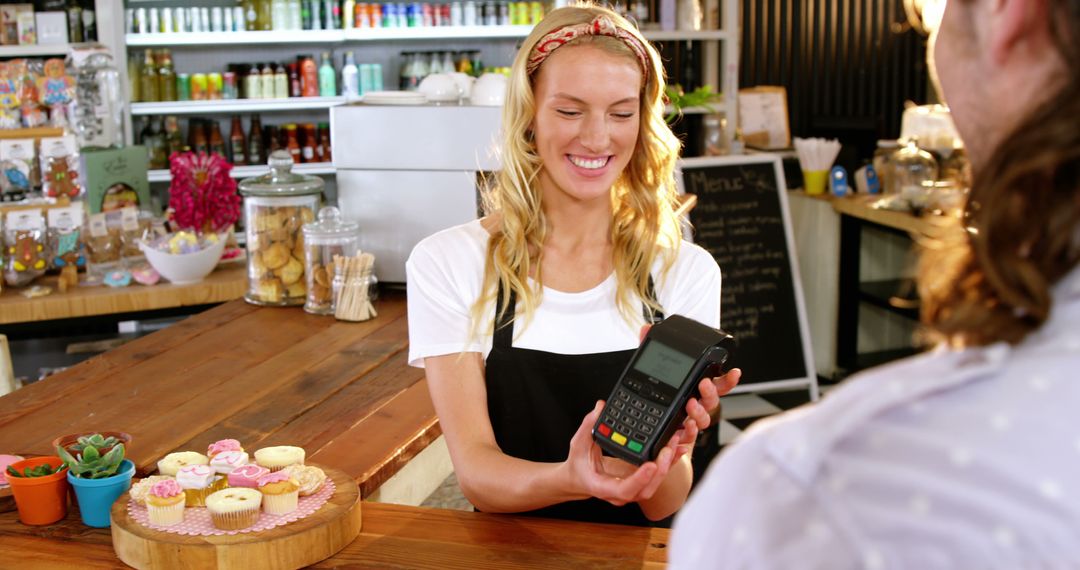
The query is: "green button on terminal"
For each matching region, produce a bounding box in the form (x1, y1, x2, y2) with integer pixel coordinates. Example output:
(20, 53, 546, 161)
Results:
(627, 440, 643, 453)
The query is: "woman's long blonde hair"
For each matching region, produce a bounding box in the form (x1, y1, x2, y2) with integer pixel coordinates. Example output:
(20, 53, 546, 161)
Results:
(468, 3, 684, 339)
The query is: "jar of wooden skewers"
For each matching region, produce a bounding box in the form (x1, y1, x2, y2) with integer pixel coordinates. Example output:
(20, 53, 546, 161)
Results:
(331, 252, 378, 321)
(301, 206, 360, 315)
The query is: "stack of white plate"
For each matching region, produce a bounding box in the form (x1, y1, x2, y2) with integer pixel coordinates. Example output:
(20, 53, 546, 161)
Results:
(360, 91, 428, 105)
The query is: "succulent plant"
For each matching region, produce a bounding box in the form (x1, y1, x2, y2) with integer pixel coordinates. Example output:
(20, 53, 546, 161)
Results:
(68, 434, 121, 455)
(5, 463, 62, 478)
(57, 436, 126, 479)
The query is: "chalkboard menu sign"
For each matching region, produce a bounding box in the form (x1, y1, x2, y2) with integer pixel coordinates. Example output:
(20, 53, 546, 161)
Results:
(679, 155, 816, 395)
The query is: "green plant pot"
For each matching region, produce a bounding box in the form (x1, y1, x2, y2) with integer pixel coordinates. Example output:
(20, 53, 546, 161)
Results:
(68, 459, 135, 528)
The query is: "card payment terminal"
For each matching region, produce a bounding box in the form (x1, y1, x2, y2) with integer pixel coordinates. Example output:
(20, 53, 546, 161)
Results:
(592, 314, 736, 465)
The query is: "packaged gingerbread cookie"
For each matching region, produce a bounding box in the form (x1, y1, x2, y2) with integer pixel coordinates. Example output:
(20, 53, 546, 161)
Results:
(4, 209, 46, 287)
(40, 134, 83, 204)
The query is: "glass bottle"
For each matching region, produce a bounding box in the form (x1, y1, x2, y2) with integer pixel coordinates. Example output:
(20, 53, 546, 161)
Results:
(244, 63, 262, 99)
(317, 122, 332, 162)
(272, 0, 289, 29)
(157, 49, 177, 102)
(702, 114, 725, 156)
(257, 0, 273, 30)
(287, 0, 303, 29)
(287, 63, 302, 97)
(873, 139, 900, 194)
(209, 121, 227, 158)
(274, 63, 289, 99)
(67, 0, 85, 43)
(284, 124, 302, 163)
(189, 119, 209, 155)
(248, 114, 265, 165)
(164, 115, 184, 162)
(260, 63, 276, 100)
(229, 116, 247, 165)
(301, 123, 317, 163)
(139, 49, 159, 102)
(146, 117, 168, 169)
(242, 0, 259, 30)
(318, 52, 337, 97)
(265, 124, 282, 153)
(71, 52, 124, 149)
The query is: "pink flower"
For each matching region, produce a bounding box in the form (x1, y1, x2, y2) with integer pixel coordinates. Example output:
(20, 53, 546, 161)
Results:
(168, 151, 241, 234)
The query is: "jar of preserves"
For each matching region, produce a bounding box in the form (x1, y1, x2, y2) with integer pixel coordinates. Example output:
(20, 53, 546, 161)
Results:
(302, 206, 360, 314)
(238, 150, 323, 306)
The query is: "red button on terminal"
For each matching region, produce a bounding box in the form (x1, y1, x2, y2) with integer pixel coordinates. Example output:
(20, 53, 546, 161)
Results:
(598, 424, 612, 437)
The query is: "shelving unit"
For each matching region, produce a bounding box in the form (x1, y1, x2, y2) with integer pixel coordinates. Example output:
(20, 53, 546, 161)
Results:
(0, 44, 75, 58)
(147, 161, 335, 183)
(131, 97, 346, 115)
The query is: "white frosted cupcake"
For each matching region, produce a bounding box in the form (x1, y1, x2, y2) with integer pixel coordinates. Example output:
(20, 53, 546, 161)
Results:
(282, 464, 326, 496)
(177, 464, 225, 507)
(209, 450, 249, 475)
(157, 451, 209, 477)
(146, 479, 186, 527)
(253, 446, 305, 472)
(205, 488, 262, 530)
(257, 471, 300, 515)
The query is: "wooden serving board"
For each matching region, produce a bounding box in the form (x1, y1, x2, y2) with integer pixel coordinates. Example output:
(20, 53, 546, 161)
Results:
(110, 465, 361, 570)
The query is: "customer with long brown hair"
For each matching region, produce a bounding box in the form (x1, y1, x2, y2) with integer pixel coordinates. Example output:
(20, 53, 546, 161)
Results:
(407, 4, 739, 526)
(671, 0, 1080, 566)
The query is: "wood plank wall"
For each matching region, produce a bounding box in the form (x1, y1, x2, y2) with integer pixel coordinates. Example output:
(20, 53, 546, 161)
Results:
(740, 0, 930, 158)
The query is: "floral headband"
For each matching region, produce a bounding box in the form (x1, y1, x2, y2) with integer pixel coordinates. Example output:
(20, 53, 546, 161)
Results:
(526, 15, 650, 76)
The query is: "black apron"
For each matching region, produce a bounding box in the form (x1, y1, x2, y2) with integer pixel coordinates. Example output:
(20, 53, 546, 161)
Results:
(483, 279, 671, 527)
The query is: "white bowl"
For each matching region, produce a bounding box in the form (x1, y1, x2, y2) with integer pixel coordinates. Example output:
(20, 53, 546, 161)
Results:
(418, 73, 461, 103)
(139, 237, 227, 285)
(470, 73, 507, 106)
(448, 72, 475, 100)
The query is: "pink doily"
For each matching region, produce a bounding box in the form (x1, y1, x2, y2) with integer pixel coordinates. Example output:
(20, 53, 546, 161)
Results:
(127, 479, 335, 536)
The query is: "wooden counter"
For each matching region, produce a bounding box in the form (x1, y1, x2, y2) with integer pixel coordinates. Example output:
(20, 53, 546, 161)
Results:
(0, 265, 246, 326)
(0, 292, 670, 568)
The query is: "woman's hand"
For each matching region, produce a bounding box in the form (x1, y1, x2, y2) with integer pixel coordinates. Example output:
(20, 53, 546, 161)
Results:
(564, 401, 683, 506)
(668, 368, 741, 460)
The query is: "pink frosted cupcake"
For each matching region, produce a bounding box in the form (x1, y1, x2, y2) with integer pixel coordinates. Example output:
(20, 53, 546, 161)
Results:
(206, 439, 244, 459)
(209, 450, 249, 476)
(177, 464, 225, 507)
(146, 479, 186, 526)
(228, 464, 270, 488)
(257, 471, 300, 515)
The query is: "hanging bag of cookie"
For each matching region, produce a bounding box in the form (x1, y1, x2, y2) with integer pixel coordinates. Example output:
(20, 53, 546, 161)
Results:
(0, 138, 35, 202)
(3, 209, 47, 288)
(40, 134, 83, 205)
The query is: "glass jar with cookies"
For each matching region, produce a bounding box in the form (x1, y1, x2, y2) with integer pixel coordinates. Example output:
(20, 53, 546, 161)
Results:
(238, 151, 323, 306)
(301, 206, 360, 315)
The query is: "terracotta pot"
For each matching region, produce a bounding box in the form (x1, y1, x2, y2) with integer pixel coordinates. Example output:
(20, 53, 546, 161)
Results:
(6, 456, 70, 526)
(51, 431, 132, 458)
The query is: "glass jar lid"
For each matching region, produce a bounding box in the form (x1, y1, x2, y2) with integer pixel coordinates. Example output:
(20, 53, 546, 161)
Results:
(238, 150, 324, 197)
(303, 206, 360, 242)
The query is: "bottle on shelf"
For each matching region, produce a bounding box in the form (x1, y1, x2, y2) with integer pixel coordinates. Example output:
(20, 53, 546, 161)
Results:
(265, 124, 283, 154)
(284, 124, 302, 163)
(272, 0, 289, 30)
(244, 63, 262, 99)
(157, 49, 177, 102)
(229, 116, 247, 165)
(318, 122, 332, 163)
(288, 0, 303, 29)
(261, 63, 276, 100)
(248, 114, 266, 165)
(146, 118, 168, 169)
(243, 0, 259, 30)
(164, 116, 184, 161)
(325, 0, 340, 29)
(342, 51, 360, 101)
(310, 0, 323, 30)
(318, 52, 337, 97)
(287, 63, 302, 97)
(139, 49, 159, 103)
(274, 64, 290, 99)
(343, 0, 356, 29)
(81, 0, 97, 41)
(302, 123, 317, 163)
(209, 121, 228, 158)
(299, 55, 319, 97)
(301, 0, 313, 29)
(190, 119, 210, 155)
(67, 0, 85, 43)
(257, 0, 274, 30)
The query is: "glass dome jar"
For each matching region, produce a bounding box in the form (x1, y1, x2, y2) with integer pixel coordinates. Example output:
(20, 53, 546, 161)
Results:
(891, 138, 939, 209)
(302, 206, 360, 315)
(238, 150, 323, 307)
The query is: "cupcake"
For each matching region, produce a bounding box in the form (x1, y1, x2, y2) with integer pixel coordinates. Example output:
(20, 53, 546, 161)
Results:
(253, 446, 305, 472)
(145, 479, 186, 527)
(209, 450, 249, 475)
(282, 464, 327, 497)
(177, 464, 225, 507)
(157, 451, 209, 477)
(205, 488, 262, 530)
(129, 475, 175, 506)
(257, 471, 300, 515)
(228, 464, 270, 488)
(206, 439, 244, 459)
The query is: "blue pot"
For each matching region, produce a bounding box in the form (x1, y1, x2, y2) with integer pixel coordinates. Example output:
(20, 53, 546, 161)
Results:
(67, 459, 136, 528)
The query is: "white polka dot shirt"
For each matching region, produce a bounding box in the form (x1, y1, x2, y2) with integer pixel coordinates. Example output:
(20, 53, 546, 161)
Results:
(670, 268, 1080, 569)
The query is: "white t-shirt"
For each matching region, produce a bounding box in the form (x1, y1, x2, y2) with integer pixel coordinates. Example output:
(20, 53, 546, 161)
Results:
(406, 219, 722, 367)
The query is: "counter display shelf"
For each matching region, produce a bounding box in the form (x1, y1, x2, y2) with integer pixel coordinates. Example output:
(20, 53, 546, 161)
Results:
(130, 97, 347, 116)
(148, 162, 335, 183)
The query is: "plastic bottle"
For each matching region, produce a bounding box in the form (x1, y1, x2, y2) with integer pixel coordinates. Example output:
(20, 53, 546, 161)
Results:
(244, 63, 262, 98)
(261, 63, 276, 100)
(272, 0, 288, 29)
(300, 55, 319, 97)
(318, 52, 337, 97)
(342, 51, 360, 100)
(287, 0, 302, 29)
(343, 0, 356, 28)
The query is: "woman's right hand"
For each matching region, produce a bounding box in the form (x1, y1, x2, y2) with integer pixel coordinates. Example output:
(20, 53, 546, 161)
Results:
(563, 401, 680, 507)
